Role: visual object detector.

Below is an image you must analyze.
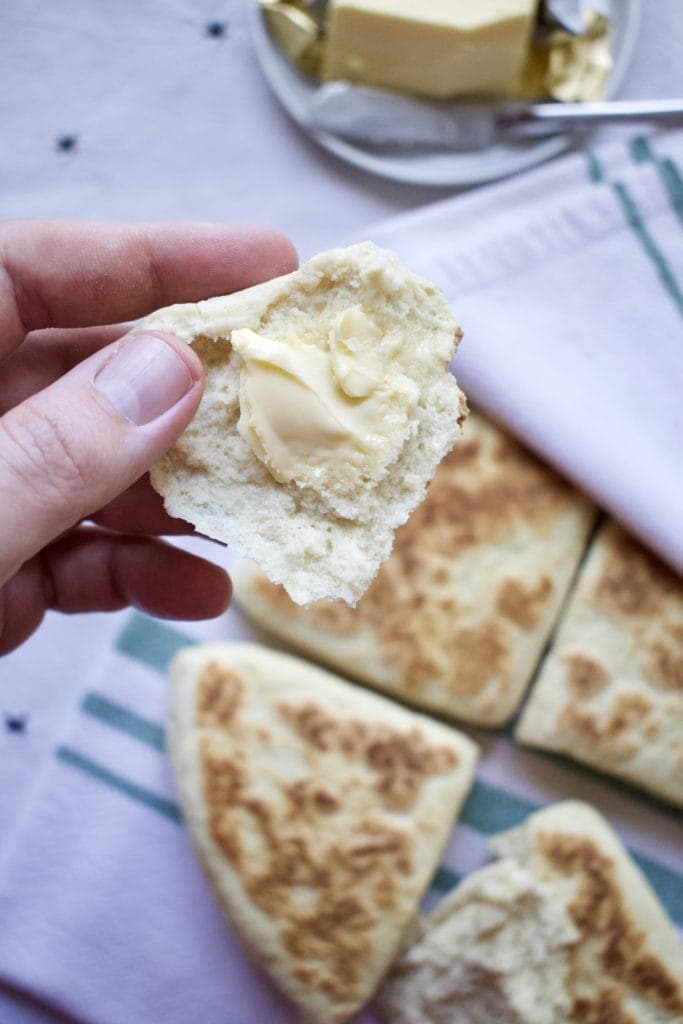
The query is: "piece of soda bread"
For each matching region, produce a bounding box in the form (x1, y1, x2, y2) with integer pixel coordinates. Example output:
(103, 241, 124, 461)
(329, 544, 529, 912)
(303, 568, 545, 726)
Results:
(142, 242, 466, 604)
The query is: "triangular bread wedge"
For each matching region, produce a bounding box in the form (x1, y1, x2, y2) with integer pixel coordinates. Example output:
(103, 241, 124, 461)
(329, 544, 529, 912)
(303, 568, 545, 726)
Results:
(141, 241, 466, 605)
(517, 520, 683, 806)
(233, 411, 596, 726)
(167, 643, 479, 1024)
(379, 800, 683, 1023)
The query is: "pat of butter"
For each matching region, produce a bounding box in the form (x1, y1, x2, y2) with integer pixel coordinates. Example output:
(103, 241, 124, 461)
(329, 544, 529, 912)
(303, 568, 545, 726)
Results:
(323, 0, 538, 99)
(231, 309, 419, 501)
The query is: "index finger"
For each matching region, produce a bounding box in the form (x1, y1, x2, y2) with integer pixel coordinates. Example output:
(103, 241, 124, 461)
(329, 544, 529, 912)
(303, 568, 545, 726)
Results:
(0, 220, 298, 358)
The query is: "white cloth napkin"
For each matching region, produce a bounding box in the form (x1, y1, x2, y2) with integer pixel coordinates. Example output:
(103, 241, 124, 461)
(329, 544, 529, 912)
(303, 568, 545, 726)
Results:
(1, 600, 682, 1024)
(3, 134, 683, 1024)
(361, 130, 683, 575)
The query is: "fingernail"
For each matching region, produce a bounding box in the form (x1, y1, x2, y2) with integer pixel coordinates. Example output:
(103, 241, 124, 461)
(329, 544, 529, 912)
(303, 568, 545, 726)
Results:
(94, 333, 193, 426)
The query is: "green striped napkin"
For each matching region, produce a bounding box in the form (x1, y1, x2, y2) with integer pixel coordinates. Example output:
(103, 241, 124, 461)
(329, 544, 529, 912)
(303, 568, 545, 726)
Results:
(0, 604, 680, 1024)
(363, 131, 683, 576)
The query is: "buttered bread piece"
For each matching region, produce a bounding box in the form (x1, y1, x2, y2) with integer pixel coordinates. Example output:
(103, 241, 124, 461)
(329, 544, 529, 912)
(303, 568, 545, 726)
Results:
(167, 643, 478, 1024)
(142, 242, 466, 605)
(323, 0, 539, 99)
(517, 520, 683, 807)
(379, 801, 683, 1023)
(233, 412, 596, 726)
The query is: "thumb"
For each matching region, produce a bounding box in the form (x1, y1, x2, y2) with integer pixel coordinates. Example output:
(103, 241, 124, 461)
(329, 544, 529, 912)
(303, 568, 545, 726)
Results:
(0, 331, 203, 584)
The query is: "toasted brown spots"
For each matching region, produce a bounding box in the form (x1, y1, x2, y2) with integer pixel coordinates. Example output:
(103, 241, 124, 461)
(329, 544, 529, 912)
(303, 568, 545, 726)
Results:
(201, 740, 246, 868)
(365, 728, 458, 811)
(278, 702, 459, 811)
(571, 988, 636, 1024)
(197, 663, 244, 728)
(648, 628, 683, 691)
(294, 966, 315, 987)
(286, 779, 341, 819)
(448, 623, 509, 697)
(539, 832, 683, 1016)
(337, 818, 413, 876)
(200, 740, 244, 807)
(577, 526, 683, 745)
(314, 789, 340, 813)
(246, 418, 586, 712)
(208, 810, 243, 868)
(400, 437, 572, 561)
(280, 893, 375, 1005)
(556, 692, 654, 761)
(221, 802, 409, 1005)
(354, 570, 442, 686)
(594, 528, 680, 620)
(496, 575, 553, 630)
(432, 567, 451, 587)
(630, 954, 683, 1005)
(197, 688, 457, 1010)
(278, 702, 337, 751)
(565, 654, 610, 697)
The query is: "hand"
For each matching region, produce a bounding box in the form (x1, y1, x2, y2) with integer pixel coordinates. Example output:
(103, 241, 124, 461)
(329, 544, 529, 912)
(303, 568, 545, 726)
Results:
(0, 219, 297, 655)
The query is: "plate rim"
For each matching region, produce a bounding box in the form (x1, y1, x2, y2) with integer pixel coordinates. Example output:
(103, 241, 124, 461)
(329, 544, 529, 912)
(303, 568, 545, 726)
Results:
(250, 0, 643, 188)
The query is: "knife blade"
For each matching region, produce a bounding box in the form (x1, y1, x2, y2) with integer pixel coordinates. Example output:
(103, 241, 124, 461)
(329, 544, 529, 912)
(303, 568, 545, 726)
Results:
(308, 83, 683, 152)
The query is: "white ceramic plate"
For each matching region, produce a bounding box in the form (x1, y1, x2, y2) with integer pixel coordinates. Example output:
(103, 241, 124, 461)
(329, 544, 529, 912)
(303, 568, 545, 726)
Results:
(250, 0, 641, 187)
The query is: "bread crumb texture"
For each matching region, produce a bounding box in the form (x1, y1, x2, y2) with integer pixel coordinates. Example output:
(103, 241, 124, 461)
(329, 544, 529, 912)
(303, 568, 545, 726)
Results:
(378, 860, 576, 1024)
(144, 242, 465, 605)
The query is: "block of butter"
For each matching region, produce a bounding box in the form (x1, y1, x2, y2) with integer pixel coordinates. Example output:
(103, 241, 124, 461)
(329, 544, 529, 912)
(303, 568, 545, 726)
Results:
(323, 0, 539, 99)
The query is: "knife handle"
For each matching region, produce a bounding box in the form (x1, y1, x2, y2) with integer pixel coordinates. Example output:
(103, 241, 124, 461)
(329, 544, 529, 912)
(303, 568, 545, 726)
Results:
(502, 98, 683, 136)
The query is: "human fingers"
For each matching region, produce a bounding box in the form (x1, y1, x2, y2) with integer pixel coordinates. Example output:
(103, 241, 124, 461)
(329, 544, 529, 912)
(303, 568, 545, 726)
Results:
(0, 330, 202, 584)
(0, 219, 298, 357)
(1, 325, 128, 413)
(0, 526, 232, 655)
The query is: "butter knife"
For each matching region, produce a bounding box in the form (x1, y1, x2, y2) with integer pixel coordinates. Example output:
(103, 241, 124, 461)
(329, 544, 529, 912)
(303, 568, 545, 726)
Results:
(308, 83, 683, 152)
